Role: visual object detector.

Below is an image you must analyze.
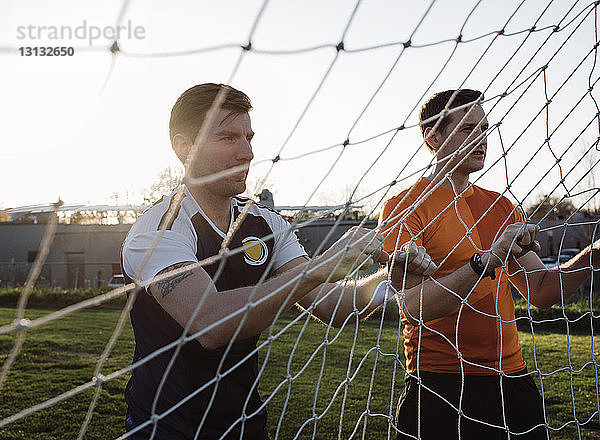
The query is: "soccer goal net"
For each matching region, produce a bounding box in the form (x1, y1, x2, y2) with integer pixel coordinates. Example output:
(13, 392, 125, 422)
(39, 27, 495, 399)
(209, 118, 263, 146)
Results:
(1, 1, 599, 439)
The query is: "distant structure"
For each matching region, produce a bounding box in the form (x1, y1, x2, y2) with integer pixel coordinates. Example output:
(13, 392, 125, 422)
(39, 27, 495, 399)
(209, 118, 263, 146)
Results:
(3, 203, 147, 225)
(7, 193, 595, 298)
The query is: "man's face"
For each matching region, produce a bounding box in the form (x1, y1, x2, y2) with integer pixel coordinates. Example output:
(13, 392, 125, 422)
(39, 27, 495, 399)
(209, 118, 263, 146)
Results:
(188, 109, 254, 197)
(434, 104, 489, 175)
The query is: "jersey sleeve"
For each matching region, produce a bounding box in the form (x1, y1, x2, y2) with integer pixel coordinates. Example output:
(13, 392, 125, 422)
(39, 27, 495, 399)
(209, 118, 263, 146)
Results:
(513, 204, 524, 223)
(122, 229, 198, 284)
(269, 214, 308, 270)
(379, 194, 424, 254)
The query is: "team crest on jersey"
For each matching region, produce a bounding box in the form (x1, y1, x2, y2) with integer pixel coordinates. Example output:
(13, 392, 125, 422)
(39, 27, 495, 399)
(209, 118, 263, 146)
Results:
(242, 236, 268, 266)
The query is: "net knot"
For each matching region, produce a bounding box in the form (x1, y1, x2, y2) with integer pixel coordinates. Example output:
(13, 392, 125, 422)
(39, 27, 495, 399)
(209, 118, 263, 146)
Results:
(272, 154, 280, 163)
(92, 374, 105, 387)
(529, 25, 536, 32)
(242, 41, 252, 51)
(343, 138, 350, 147)
(15, 318, 31, 332)
(553, 25, 560, 32)
(455, 34, 462, 43)
(110, 41, 120, 54)
(403, 40, 411, 48)
(501, 92, 508, 98)
(336, 41, 345, 52)
(219, 248, 231, 258)
(390, 180, 397, 187)
(497, 29, 505, 36)
(399, 124, 405, 131)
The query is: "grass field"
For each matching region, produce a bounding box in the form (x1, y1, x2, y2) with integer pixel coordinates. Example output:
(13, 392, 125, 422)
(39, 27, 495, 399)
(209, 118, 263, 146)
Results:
(0, 304, 597, 439)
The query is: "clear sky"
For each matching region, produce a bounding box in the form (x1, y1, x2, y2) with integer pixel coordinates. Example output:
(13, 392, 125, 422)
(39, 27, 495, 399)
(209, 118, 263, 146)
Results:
(2, 0, 599, 215)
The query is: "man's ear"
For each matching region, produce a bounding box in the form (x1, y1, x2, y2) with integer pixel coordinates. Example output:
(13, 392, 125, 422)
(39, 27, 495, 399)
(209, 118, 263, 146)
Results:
(423, 127, 441, 152)
(172, 134, 191, 163)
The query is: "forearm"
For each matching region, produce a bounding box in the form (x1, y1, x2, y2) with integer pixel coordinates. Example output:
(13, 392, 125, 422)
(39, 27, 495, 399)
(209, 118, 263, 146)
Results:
(153, 259, 331, 350)
(305, 269, 389, 327)
(524, 250, 596, 308)
(401, 262, 483, 325)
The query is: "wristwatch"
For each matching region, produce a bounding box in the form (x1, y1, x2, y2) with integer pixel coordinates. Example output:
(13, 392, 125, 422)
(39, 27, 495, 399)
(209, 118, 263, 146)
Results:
(469, 252, 496, 280)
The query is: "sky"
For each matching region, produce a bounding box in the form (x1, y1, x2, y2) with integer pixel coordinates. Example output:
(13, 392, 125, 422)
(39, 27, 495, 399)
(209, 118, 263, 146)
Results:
(2, 0, 600, 215)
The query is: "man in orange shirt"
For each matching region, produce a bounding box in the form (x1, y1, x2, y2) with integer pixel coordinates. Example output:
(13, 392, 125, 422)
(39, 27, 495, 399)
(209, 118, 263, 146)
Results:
(380, 89, 600, 439)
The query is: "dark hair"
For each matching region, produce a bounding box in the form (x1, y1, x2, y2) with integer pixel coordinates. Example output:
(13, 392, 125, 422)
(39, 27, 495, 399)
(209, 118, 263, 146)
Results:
(419, 89, 484, 140)
(169, 83, 252, 142)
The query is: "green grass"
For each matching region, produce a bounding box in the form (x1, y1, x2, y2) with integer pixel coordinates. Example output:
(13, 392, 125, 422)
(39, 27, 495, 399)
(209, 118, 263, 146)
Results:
(0, 304, 597, 439)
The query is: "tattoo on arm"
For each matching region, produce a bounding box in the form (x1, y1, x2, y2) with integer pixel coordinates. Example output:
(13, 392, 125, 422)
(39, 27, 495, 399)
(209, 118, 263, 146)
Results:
(154, 262, 195, 298)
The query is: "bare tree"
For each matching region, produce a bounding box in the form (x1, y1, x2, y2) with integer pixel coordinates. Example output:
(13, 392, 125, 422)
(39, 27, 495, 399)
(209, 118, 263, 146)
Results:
(526, 194, 577, 221)
(142, 166, 184, 204)
(575, 136, 600, 214)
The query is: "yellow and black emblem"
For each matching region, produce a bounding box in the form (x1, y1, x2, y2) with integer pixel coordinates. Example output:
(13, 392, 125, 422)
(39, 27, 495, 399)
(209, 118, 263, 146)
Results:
(242, 236, 268, 266)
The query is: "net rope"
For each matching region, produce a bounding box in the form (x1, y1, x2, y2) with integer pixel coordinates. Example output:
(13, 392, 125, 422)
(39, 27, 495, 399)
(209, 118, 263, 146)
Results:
(2, 0, 600, 439)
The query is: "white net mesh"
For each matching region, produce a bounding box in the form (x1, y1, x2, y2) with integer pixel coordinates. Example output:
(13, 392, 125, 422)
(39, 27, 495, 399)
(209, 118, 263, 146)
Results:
(1, 1, 600, 439)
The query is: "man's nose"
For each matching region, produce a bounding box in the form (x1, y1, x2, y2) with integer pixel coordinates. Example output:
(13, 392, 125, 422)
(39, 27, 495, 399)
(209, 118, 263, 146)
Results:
(237, 138, 254, 161)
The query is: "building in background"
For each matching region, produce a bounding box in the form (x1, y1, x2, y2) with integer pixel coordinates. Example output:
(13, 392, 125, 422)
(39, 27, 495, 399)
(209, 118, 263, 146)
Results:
(2, 195, 596, 301)
(0, 195, 372, 289)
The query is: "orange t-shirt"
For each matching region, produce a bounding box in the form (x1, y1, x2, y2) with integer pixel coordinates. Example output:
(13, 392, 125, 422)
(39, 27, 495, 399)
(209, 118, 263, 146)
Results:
(380, 177, 526, 375)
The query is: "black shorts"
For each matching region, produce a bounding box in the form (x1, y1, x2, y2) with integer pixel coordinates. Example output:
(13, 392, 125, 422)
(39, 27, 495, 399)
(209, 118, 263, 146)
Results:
(395, 369, 548, 440)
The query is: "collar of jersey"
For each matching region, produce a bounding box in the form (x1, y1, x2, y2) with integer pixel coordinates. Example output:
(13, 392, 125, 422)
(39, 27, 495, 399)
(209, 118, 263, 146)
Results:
(181, 185, 234, 239)
(420, 176, 474, 198)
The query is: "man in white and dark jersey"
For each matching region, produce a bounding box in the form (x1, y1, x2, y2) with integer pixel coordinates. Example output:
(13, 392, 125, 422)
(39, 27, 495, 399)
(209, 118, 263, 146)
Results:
(121, 83, 437, 439)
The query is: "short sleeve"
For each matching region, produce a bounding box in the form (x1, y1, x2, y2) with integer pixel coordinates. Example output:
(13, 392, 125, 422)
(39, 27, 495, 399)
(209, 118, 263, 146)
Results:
(270, 214, 308, 270)
(379, 195, 424, 254)
(122, 230, 198, 284)
(513, 204, 524, 224)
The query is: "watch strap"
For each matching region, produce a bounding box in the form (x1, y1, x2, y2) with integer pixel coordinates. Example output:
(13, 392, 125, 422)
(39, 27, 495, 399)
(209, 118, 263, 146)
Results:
(469, 252, 496, 280)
